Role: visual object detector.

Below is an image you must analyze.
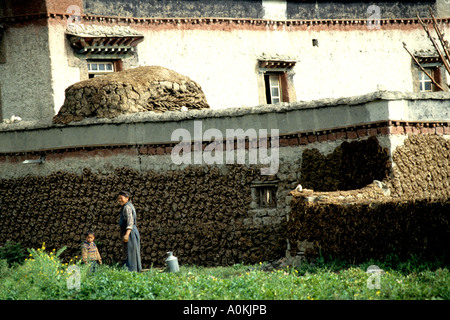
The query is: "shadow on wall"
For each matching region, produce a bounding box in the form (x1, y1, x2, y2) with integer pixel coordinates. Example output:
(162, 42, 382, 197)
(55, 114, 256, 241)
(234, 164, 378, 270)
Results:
(299, 136, 391, 192)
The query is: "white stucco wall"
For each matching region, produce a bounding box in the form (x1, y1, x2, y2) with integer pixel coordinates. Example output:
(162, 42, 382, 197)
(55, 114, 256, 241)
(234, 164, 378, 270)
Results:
(9, 18, 447, 119)
(134, 23, 449, 109)
(47, 20, 81, 115)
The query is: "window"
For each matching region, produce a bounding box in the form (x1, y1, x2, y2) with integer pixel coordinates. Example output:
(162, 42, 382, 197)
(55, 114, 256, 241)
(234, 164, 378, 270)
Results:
(251, 181, 279, 208)
(265, 74, 282, 104)
(256, 186, 277, 208)
(413, 55, 445, 93)
(264, 72, 291, 104)
(258, 59, 296, 105)
(87, 61, 115, 78)
(418, 67, 442, 92)
(419, 69, 433, 92)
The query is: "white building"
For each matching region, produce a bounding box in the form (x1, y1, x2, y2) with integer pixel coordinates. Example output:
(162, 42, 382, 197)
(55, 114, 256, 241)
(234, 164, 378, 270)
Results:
(0, 0, 449, 122)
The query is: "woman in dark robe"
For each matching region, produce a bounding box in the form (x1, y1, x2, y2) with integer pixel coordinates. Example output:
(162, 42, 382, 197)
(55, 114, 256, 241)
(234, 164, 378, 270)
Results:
(117, 191, 142, 272)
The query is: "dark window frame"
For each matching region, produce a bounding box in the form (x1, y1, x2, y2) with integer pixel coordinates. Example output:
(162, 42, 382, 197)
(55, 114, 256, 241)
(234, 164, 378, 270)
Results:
(251, 181, 279, 208)
(264, 72, 290, 104)
(412, 57, 447, 93)
(258, 59, 296, 105)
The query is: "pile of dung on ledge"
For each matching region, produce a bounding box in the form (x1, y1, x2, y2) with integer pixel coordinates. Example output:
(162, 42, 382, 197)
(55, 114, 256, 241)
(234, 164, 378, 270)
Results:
(287, 134, 450, 263)
(52, 66, 210, 124)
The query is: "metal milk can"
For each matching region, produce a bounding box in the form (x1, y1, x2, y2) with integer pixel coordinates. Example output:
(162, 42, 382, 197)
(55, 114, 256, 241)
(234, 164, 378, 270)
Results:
(165, 251, 180, 272)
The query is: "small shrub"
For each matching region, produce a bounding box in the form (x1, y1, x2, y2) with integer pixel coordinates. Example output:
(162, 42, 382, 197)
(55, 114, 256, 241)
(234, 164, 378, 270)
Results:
(0, 243, 81, 299)
(0, 259, 8, 278)
(0, 241, 26, 266)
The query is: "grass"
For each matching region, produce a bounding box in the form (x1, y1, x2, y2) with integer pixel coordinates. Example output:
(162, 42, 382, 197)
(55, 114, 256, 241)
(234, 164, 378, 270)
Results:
(0, 243, 448, 300)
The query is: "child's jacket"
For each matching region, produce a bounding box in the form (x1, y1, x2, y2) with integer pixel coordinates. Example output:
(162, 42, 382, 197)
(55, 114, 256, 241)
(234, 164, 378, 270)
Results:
(82, 241, 102, 263)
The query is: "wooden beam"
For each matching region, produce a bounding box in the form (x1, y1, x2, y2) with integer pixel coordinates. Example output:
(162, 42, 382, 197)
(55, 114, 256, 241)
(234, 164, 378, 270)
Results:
(111, 37, 121, 46)
(429, 7, 450, 74)
(417, 13, 450, 75)
(117, 37, 128, 46)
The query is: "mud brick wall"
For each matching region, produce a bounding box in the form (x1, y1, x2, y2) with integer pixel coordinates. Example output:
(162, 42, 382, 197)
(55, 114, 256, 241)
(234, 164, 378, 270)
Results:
(0, 164, 286, 268)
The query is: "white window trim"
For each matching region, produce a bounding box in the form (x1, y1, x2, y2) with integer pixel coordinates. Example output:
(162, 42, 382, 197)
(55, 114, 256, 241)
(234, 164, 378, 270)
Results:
(268, 75, 282, 104)
(419, 68, 433, 92)
(87, 61, 115, 76)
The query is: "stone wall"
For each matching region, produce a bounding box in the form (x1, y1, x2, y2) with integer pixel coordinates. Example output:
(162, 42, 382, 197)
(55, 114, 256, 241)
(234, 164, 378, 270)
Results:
(2, 132, 447, 267)
(287, 1, 435, 20)
(83, 0, 263, 18)
(82, 0, 436, 20)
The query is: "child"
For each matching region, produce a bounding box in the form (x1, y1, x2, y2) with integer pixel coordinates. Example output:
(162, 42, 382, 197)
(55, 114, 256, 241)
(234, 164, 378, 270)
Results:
(82, 230, 102, 272)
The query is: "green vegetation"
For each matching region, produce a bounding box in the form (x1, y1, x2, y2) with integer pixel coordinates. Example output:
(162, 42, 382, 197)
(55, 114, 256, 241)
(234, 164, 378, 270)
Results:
(0, 243, 448, 300)
(0, 241, 26, 267)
